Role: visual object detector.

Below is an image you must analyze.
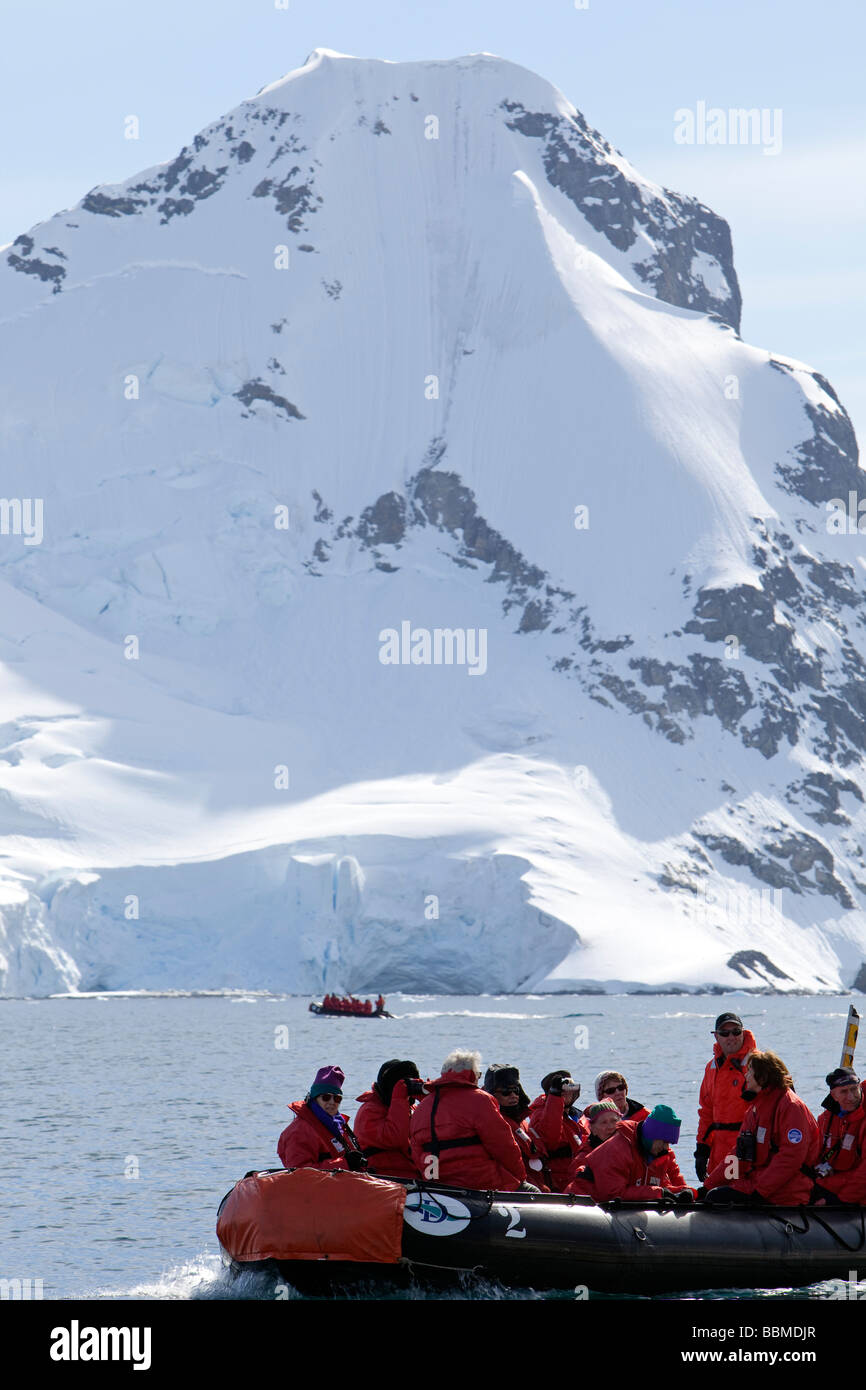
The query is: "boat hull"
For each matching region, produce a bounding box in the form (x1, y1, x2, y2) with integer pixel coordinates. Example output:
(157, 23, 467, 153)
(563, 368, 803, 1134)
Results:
(308, 1003, 392, 1018)
(218, 1176, 866, 1294)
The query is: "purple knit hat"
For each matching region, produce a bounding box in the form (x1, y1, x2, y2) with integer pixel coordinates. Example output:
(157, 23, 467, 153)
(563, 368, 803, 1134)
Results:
(310, 1065, 345, 1100)
(642, 1104, 681, 1145)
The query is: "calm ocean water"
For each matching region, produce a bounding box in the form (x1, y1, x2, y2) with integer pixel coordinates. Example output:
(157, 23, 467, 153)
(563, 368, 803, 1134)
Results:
(4, 991, 865, 1302)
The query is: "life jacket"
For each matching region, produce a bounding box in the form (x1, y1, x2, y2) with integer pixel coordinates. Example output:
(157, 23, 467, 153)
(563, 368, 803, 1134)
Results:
(697, 1029, 757, 1169)
(353, 1085, 420, 1180)
(706, 1086, 819, 1204)
(277, 1100, 365, 1171)
(409, 1071, 525, 1191)
(526, 1093, 588, 1191)
(817, 1093, 866, 1173)
(566, 1118, 691, 1202)
(812, 1092, 866, 1202)
(500, 1109, 550, 1190)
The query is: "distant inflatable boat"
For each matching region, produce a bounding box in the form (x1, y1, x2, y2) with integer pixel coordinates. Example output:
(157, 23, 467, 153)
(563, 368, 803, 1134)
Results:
(216, 1168, 866, 1295)
(308, 1000, 393, 1018)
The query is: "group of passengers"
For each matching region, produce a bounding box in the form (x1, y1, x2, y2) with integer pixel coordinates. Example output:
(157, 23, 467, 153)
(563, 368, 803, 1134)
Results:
(321, 994, 385, 1015)
(277, 1012, 866, 1207)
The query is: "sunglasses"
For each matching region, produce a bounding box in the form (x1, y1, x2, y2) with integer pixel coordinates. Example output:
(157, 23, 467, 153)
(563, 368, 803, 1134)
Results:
(603, 1083, 627, 1095)
(495, 1085, 521, 1095)
(317, 1092, 342, 1102)
(715, 1029, 743, 1038)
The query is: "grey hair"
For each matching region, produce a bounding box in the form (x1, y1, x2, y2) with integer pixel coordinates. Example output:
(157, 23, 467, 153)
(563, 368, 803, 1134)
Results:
(442, 1049, 482, 1079)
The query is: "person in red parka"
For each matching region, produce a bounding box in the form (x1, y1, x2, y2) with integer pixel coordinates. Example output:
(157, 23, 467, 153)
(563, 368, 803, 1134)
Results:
(354, 1058, 424, 1179)
(409, 1049, 529, 1192)
(593, 1070, 650, 1124)
(277, 1065, 367, 1172)
(567, 1105, 694, 1203)
(483, 1063, 549, 1189)
(694, 1012, 758, 1183)
(811, 1066, 866, 1206)
(567, 1099, 622, 1180)
(705, 1050, 819, 1206)
(527, 1069, 586, 1192)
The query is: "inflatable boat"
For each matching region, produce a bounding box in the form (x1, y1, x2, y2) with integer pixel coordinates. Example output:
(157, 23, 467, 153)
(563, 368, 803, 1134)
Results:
(308, 1001, 393, 1018)
(216, 1167, 866, 1295)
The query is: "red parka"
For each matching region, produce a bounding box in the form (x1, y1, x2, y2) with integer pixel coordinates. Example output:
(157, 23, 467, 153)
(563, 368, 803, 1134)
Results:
(566, 1118, 693, 1202)
(706, 1086, 819, 1205)
(501, 1111, 549, 1190)
(814, 1092, 866, 1203)
(697, 1028, 757, 1172)
(353, 1080, 420, 1180)
(277, 1100, 358, 1171)
(527, 1094, 588, 1192)
(409, 1070, 526, 1191)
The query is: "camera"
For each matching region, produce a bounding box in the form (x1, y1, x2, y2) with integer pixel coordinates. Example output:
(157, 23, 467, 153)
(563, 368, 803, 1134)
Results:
(405, 1079, 426, 1099)
(735, 1130, 756, 1164)
(550, 1077, 577, 1097)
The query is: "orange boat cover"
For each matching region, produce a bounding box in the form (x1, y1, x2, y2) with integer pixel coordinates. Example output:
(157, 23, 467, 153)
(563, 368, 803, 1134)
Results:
(217, 1168, 407, 1263)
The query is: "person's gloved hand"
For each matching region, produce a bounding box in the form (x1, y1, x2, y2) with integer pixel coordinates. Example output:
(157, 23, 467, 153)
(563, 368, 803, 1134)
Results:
(694, 1143, 711, 1183)
(518, 1180, 540, 1193)
(673, 1188, 695, 1206)
(346, 1151, 368, 1172)
(811, 1183, 841, 1207)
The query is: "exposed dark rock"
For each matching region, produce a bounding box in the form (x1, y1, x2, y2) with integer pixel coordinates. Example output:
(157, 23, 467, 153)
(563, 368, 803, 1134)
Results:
(253, 168, 322, 231)
(684, 584, 822, 689)
(13, 234, 34, 254)
(739, 686, 799, 758)
(727, 950, 791, 982)
(771, 360, 862, 505)
(697, 828, 854, 907)
(234, 141, 255, 163)
(82, 190, 148, 217)
(372, 119, 391, 135)
(183, 167, 224, 198)
(6, 253, 65, 291)
(501, 100, 741, 330)
(163, 153, 193, 192)
(852, 962, 866, 992)
(786, 771, 863, 826)
(158, 198, 196, 223)
(356, 492, 406, 547)
(234, 379, 305, 421)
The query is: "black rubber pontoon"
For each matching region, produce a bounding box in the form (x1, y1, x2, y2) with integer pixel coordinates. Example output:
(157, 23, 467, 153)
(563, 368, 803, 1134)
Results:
(217, 1175, 866, 1295)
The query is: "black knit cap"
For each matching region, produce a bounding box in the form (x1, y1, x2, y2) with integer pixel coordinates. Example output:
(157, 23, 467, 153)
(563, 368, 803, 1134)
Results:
(714, 1012, 743, 1032)
(375, 1058, 419, 1105)
(483, 1063, 530, 1111)
(826, 1066, 860, 1088)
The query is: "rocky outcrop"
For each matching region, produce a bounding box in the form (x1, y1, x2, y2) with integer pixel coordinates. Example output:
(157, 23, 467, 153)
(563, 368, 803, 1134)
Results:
(502, 100, 741, 330)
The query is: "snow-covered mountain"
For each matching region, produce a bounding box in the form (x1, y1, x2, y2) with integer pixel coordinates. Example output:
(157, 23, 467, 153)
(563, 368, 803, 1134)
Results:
(1, 48, 864, 997)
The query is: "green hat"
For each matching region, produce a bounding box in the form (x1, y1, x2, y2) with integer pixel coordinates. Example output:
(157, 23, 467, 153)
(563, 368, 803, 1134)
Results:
(584, 1099, 620, 1122)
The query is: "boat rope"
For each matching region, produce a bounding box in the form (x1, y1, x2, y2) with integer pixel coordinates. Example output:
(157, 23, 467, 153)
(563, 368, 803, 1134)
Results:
(808, 1207, 866, 1253)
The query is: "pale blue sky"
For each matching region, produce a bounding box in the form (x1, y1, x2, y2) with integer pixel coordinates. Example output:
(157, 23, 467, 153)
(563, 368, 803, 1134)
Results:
(2, 0, 863, 443)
